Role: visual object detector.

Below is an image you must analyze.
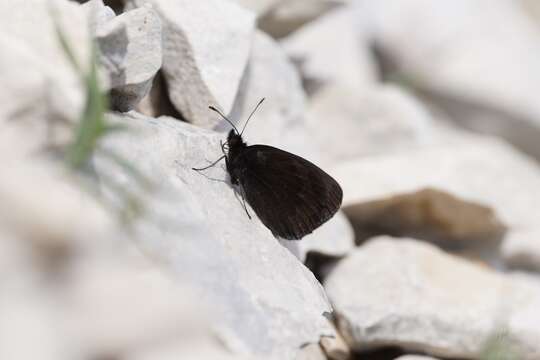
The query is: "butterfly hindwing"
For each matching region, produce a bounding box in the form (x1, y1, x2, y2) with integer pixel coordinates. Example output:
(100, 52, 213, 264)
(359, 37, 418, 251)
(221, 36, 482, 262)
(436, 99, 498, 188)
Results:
(229, 145, 343, 240)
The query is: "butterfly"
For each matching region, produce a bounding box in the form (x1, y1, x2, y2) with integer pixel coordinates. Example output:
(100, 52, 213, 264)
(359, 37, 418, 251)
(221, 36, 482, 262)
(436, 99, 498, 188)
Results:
(193, 98, 343, 240)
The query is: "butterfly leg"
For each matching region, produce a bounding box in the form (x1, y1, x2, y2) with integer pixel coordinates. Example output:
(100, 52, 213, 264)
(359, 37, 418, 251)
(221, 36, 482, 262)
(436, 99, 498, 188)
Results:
(192, 155, 226, 171)
(238, 186, 252, 220)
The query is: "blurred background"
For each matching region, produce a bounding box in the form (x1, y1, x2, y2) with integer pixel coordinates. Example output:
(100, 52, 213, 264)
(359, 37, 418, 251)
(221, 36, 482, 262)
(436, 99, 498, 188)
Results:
(2, 0, 540, 359)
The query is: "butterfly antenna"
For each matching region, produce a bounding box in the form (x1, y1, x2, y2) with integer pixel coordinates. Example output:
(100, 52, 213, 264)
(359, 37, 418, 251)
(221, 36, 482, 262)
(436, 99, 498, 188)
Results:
(240, 98, 265, 136)
(209, 105, 240, 135)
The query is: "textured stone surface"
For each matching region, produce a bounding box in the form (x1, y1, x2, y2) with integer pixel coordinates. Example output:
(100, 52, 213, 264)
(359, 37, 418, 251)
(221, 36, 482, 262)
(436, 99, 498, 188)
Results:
(344, 188, 505, 252)
(233, 0, 281, 16)
(281, 7, 376, 95)
(83, 0, 116, 33)
(332, 136, 540, 270)
(128, 0, 254, 128)
(258, 0, 343, 39)
(228, 31, 314, 160)
(355, 0, 540, 160)
(319, 333, 350, 360)
(325, 237, 540, 359)
(306, 84, 435, 165)
(299, 212, 354, 261)
(0, 0, 91, 153)
(95, 4, 162, 111)
(294, 343, 327, 360)
(93, 112, 335, 359)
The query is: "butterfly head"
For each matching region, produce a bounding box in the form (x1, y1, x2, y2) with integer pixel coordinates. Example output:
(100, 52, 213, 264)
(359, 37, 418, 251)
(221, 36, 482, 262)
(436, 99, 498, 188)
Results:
(227, 129, 246, 152)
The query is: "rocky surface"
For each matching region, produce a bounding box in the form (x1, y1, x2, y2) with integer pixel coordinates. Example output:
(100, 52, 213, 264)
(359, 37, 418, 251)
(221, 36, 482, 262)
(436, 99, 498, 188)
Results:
(4, 0, 540, 359)
(127, 0, 255, 128)
(333, 136, 540, 270)
(94, 112, 336, 359)
(281, 7, 376, 95)
(354, 0, 540, 160)
(0, 0, 91, 152)
(94, 3, 162, 111)
(306, 84, 436, 165)
(257, 0, 343, 39)
(228, 31, 315, 160)
(325, 237, 540, 359)
(83, 0, 116, 32)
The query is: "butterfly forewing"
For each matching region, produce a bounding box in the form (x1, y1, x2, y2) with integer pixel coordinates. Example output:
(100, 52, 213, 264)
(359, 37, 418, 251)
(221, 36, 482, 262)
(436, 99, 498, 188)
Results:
(229, 145, 343, 240)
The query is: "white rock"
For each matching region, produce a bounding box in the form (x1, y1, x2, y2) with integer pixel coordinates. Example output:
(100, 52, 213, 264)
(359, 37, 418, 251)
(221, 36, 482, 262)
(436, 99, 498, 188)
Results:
(95, 4, 162, 111)
(258, 0, 343, 39)
(93, 112, 335, 359)
(306, 84, 436, 165)
(324, 237, 540, 359)
(354, 0, 540, 160)
(0, 131, 111, 256)
(65, 261, 214, 358)
(131, 339, 257, 360)
(0, 0, 91, 150)
(394, 356, 440, 360)
(0, 288, 71, 360)
(128, 0, 255, 128)
(228, 31, 314, 160)
(319, 333, 350, 360)
(299, 213, 354, 261)
(281, 7, 376, 95)
(233, 0, 282, 16)
(332, 136, 540, 270)
(82, 0, 116, 33)
(294, 344, 327, 360)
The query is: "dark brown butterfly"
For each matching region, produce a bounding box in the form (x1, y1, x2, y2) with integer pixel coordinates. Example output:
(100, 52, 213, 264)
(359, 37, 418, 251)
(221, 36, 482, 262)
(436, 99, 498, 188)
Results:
(193, 99, 342, 240)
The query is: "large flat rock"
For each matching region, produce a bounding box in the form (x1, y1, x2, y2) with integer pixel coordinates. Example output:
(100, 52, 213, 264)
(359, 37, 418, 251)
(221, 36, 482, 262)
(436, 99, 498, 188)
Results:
(93, 112, 336, 359)
(324, 237, 540, 359)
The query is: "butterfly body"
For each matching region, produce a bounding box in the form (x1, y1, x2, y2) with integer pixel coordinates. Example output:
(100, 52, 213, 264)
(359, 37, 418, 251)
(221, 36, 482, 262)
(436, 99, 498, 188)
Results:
(225, 130, 343, 240)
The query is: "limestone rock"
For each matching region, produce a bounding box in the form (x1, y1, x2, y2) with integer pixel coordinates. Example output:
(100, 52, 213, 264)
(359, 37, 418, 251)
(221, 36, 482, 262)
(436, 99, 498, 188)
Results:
(332, 136, 540, 270)
(324, 237, 540, 359)
(0, 128, 111, 258)
(64, 262, 224, 359)
(281, 7, 376, 96)
(355, 0, 540, 160)
(82, 0, 116, 33)
(320, 333, 350, 360)
(298, 212, 354, 261)
(128, 0, 255, 128)
(306, 84, 435, 165)
(295, 344, 327, 360)
(233, 0, 282, 16)
(345, 188, 505, 251)
(0, 0, 92, 153)
(258, 0, 343, 39)
(228, 31, 315, 161)
(93, 112, 335, 359)
(95, 4, 162, 111)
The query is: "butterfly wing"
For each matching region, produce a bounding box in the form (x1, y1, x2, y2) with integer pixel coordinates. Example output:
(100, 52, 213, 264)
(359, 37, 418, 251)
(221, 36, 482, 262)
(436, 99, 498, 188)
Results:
(230, 145, 343, 240)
